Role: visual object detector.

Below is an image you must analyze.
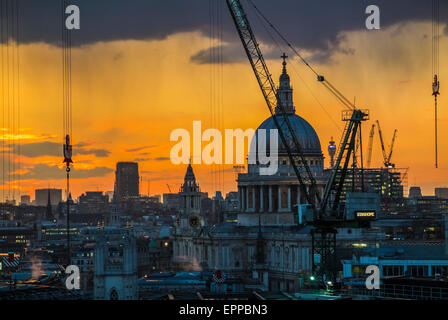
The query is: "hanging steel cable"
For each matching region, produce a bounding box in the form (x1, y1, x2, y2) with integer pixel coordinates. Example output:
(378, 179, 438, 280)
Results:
(0, 0, 6, 206)
(14, 0, 20, 200)
(208, 0, 225, 196)
(0, 1, 4, 205)
(61, 0, 73, 266)
(209, 0, 214, 194)
(10, 0, 19, 203)
(248, 3, 342, 134)
(0, 0, 20, 205)
(218, 0, 225, 195)
(6, 0, 11, 203)
(246, 0, 358, 112)
(432, 0, 440, 168)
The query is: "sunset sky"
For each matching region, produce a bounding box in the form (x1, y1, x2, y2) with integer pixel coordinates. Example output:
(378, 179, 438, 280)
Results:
(0, 0, 447, 201)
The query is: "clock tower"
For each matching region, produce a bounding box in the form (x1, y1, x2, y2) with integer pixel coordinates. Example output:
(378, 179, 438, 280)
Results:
(178, 162, 204, 232)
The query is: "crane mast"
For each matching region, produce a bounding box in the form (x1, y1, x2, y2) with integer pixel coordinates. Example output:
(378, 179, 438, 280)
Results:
(320, 109, 368, 215)
(376, 120, 397, 168)
(386, 129, 398, 168)
(366, 124, 375, 168)
(376, 120, 388, 167)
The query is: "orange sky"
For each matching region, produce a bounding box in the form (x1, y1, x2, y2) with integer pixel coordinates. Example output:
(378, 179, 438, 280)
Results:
(0, 20, 447, 202)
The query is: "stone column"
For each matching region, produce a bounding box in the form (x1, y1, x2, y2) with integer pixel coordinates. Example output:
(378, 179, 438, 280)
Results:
(268, 186, 273, 212)
(246, 187, 249, 212)
(252, 187, 256, 211)
(288, 186, 291, 211)
(278, 186, 282, 211)
(238, 187, 242, 211)
(240, 187, 244, 212)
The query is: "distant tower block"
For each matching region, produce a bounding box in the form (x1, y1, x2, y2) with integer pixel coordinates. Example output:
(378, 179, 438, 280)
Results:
(328, 137, 336, 168)
(409, 186, 423, 199)
(113, 162, 139, 201)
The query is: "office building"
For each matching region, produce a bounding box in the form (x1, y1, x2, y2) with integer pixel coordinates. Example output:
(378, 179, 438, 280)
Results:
(113, 162, 139, 201)
(35, 189, 62, 206)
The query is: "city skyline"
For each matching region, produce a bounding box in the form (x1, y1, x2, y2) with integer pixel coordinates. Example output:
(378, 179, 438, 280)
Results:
(2, 0, 448, 304)
(0, 1, 447, 201)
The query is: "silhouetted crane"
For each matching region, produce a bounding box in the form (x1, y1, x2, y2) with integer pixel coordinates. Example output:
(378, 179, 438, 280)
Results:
(226, 0, 371, 284)
(376, 120, 397, 168)
(366, 124, 375, 168)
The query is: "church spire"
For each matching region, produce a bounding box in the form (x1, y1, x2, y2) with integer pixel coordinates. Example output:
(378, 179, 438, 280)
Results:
(45, 190, 55, 222)
(182, 162, 199, 192)
(281, 52, 288, 74)
(275, 53, 295, 115)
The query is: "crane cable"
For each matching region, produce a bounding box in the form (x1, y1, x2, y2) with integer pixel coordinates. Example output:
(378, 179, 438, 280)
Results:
(209, 0, 215, 195)
(1, 0, 4, 205)
(13, 0, 20, 204)
(432, 0, 440, 168)
(61, 0, 73, 266)
(249, 3, 342, 134)
(219, 0, 225, 195)
(246, 0, 357, 112)
(0, 0, 20, 204)
(209, 0, 225, 196)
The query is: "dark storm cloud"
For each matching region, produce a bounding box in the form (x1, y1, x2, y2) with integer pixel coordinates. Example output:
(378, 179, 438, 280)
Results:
(10, 0, 445, 63)
(13, 141, 61, 158)
(0, 157, 24, 181)
(19, 163, 113, 180)
(75, 147, 110, 158)
(190, 43, 247, 64)
(6, 141, 110, 158)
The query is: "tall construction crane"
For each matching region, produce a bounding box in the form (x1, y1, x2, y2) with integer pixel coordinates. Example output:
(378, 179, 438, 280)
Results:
(226, 0, 371, 284)
(376, 120, 397, 168)
(366, 124, 375, 168)
(225, 0, 321, 212)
